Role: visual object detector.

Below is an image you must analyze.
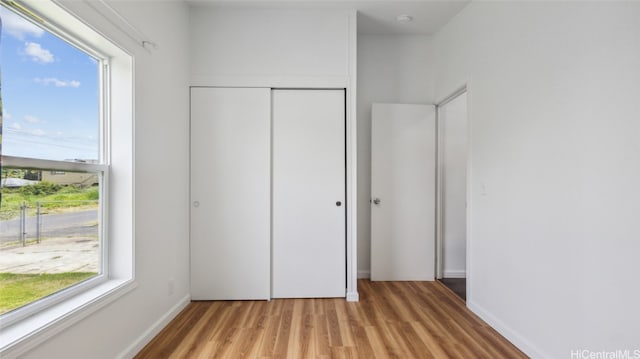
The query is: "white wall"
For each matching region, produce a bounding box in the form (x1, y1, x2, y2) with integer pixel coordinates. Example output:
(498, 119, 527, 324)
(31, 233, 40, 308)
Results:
(435, 2, 640, 357)
(21, 1, 191, 358)
(357, 34, 436, 277)
(190, 6, 352, 87)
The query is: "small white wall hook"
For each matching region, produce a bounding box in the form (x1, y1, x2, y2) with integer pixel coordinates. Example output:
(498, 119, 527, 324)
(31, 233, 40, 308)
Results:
(142, 41, 158, 50)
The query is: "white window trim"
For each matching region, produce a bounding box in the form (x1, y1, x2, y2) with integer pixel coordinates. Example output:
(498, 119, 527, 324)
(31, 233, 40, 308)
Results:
(0, 0, 135, 356)
(3, 157, 108, 173)
(0, 280, 138, 358)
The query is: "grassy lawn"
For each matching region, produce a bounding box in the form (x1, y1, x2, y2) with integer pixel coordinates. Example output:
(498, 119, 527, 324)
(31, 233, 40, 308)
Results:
(0, 184, 99, 221)
(0, 272, 97, 314)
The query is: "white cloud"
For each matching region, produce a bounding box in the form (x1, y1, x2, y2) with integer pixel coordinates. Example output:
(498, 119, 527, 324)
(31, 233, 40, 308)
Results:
(3, 112, 12, 120)
(11, 122, 22, 130)
(0, 7, 44, 40)
(32, 129, 46, 136)
(34, 77, 81, 88)
(24, 42, 55, 64)
(23, 115, 41, 124)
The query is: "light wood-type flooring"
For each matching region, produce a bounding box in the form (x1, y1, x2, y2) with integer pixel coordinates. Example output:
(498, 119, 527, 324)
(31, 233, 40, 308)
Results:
(135, 280, 527, 358)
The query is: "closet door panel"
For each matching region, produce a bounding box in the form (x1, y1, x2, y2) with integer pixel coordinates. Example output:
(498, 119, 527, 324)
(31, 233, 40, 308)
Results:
(272, 89, 346, 298)
(190, 87, 270, 300)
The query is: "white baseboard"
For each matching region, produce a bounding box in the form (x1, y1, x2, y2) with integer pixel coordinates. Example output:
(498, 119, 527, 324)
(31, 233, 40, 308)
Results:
(443, 270, 467, 278)
(117, 294, 190, 359)
(468, 300, 550, 359)
(346, 291, 359, 302)
(357, 270, 370, 279)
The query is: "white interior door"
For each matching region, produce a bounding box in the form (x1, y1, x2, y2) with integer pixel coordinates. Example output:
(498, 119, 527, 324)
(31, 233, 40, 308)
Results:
(272, 89, 346, 298)
(371, 103, 436, 281)
(190, 87, 271, 300)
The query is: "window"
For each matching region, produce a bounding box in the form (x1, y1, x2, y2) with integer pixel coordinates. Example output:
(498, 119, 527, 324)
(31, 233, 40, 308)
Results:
(1, 0, 134, 354)
(0, 2, 107, 324)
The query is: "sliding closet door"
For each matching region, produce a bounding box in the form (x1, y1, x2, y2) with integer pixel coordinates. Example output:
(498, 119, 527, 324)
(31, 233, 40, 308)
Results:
(190, 87, 270, 300)
(272, 89, 346, 298)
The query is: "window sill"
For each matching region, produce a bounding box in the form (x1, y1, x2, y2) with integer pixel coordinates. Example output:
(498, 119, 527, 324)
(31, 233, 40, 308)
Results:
(0, 279, 138, 358)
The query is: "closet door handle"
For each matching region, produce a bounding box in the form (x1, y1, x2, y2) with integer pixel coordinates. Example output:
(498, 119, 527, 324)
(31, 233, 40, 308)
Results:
(336, 201, 342, 207)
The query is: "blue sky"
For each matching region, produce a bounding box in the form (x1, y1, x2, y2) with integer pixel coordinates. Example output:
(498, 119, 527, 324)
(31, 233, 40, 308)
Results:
(1, 6, 99, 161)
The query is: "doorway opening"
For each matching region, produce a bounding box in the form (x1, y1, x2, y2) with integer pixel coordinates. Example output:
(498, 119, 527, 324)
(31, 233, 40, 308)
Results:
(435, 88, 468, 301)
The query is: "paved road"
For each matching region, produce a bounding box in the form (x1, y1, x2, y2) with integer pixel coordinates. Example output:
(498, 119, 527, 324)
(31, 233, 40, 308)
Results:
(0, 209, 98, 243)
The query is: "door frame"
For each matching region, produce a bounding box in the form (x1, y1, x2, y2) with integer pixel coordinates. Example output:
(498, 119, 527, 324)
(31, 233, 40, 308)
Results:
(435, 86, 469, 288)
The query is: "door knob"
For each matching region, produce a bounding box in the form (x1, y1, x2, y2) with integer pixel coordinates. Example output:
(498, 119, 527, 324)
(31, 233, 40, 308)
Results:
(336, 201, 342, 207)
(193, 201, 200, 208)
(372, 198, 381, 205)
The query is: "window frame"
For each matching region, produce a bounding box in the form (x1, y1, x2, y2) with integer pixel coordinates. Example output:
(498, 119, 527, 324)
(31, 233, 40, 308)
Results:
(0, 1, 110, 326)
(0, 0, 135, 356)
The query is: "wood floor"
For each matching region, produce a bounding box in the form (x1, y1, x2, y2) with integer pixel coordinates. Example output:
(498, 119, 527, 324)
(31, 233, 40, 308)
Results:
(135, 280, 527, 358)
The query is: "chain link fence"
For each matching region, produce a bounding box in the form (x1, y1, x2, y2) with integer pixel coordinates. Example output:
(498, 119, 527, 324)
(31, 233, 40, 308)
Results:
(0, 200, 99, 247)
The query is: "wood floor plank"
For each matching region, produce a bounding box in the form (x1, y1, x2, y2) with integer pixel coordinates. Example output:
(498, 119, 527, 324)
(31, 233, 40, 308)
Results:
(333, 299, 356, 348)
(386, 322, 425, 359)
(257, 314, 280, 357)
(273, 300, 294, 358)
(349, 325, 375, 359)
(314, 314, 331, 357)
(227, 328, 263, 358)
(362, 326, 391, 359)
(325, 300, 343, 347)
(135, 280, 528, 359)
(330, 346, 360, 359)
(171, 302, 225, 358)
(409, 321, 450, 358)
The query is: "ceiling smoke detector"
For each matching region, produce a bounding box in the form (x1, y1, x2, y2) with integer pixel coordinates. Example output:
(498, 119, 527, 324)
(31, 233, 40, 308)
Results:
(396, 14, 413, 23)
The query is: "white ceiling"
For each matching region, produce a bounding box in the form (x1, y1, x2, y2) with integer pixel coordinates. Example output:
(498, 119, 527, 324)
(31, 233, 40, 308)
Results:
(185, 0, 470, 35)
